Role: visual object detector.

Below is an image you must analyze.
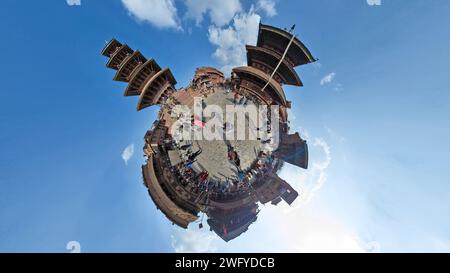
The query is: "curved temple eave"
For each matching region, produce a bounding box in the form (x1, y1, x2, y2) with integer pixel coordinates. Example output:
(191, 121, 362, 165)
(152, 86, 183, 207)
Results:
(233, 66, 287, 107)
(106, 44, 133, 70)
(246, 45, 303, 86)
(136, 68, 177, 111)
(113, 51, 147, 82)
(123, 58, 162, 97)
(257, 23, 316, 67)
(101, 38, 122, 57)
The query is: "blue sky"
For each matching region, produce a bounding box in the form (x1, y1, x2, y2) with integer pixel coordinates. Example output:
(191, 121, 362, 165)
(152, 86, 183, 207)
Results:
(1, 0, 450, 252)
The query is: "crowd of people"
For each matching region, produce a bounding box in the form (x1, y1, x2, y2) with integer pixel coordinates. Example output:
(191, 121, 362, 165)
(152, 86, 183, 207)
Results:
(153, 78, 280, 202)
(167, 138, 278, 201)
(231, 150, 276, 191)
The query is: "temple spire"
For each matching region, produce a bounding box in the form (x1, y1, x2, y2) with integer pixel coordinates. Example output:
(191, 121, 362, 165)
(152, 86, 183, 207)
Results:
(101, 38, 177, 111)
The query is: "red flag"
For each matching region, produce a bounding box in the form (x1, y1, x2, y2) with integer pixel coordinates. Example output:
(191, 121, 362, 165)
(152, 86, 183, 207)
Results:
(194, 116, 205, 128)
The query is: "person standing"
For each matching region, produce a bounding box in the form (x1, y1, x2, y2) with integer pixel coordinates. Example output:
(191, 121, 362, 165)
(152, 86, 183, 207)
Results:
(238, 170, 245, 182)
(188, 149, 202, 161)
(234, 92, 240, 104)
(239, 96, 245, 105)
(184, 159, 195, 169)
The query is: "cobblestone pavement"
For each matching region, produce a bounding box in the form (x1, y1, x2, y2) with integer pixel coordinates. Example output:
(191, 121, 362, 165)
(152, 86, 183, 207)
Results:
(180, 88, 262, 183)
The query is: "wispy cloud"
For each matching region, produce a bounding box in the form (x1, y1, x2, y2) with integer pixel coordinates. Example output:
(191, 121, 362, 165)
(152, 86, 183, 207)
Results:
(320, 72, 336, 85)
(256, 0, 277, 17)
(171, 227, 219, 253)
(306, 138, 331, 203)
(184, 0, 242, 27)
(205, 1, 279, 74)
(279, 137, 331, 209)
(281, 111, 331, 207)
(325, 126, 346, 143)
(367, 0, 382, 6)
(121, 0, 182, 30)
(275, 131, 380, 252)
(117, 0, 278, 74)
(208, 6, 261, 74)
(121, 144, 135, 165)
(66, 0, 81, 6)
(333, 83, 344, 92)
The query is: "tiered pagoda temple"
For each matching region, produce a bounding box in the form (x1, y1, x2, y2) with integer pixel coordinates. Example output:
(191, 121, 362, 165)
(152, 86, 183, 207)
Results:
(101, 39, 177, 111)
(232, 22, 315, 170)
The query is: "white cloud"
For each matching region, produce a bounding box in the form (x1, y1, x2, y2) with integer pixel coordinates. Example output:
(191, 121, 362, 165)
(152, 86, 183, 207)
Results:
(171, 227, 219, 253)
(256, 0, 277, 17)
(333, 83, 344, 92)
(306, 138, 331, 203)
(282, 110, 331, 207)
(367, 0, 382, 6)
(325, 126, 346, 143)
(278, 137, 331, 209)
(184, 0, 242, 27)
(121, 144, 135, 165)
(208, 7, 261, 74)
(121, 0, 181, 30)
(275, 133, 378, 252)
(364, 241, 381, 252)
(319, 72, 342, 91)
(66, 0, 81, 6)
(117, 1, 272, 74)
(320, 72, 336, 85)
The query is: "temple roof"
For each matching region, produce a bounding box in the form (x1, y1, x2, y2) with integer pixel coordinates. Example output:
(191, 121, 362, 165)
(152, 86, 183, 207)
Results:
(274, 132, 309, 169)
(195, 67, 224, 77)
(193, 66, 225, 85)
(257, 23, 316, 67)
(106, 44, 133, 69)
(136, 68, 176, 111)
(246, 45, 302, 86)
(113, 50, 147, 82)
(232, 66, 287, 106)
(124, 58, 161, 96)
(101, 38, 122, 57)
